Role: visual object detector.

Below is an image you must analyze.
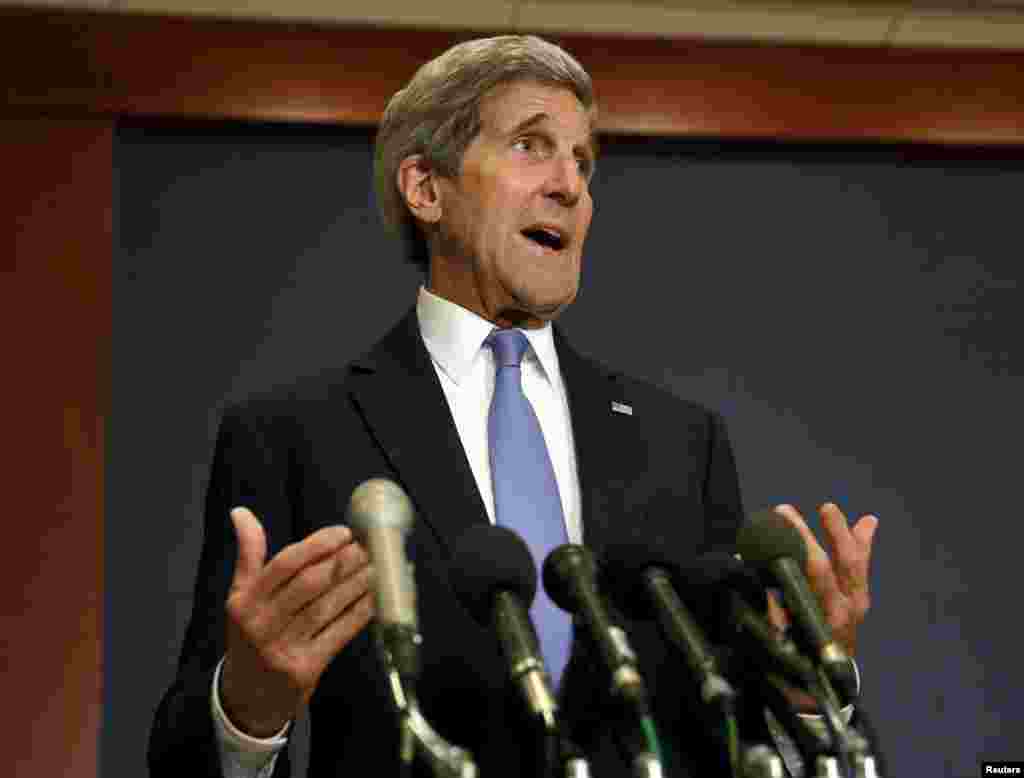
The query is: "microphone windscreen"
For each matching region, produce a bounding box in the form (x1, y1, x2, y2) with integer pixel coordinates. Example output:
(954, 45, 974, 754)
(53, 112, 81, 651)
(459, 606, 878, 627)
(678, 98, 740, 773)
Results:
(541, 544, 596, 614)
(736, 510, 809, 570)
(449, 524, 537, 626)
(347, 478, 414, 533)
(598, 532, 680, 618)
(690, 551, 769, 613)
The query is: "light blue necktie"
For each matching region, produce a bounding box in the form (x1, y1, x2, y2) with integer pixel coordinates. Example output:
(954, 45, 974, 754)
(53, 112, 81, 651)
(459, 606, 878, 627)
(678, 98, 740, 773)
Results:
(486, 329, 571, 687)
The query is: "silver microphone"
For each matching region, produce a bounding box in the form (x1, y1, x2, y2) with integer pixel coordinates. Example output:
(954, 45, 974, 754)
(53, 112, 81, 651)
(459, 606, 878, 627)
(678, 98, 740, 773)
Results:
(347, 479, 479, 778)
(347, 477, 420, 682)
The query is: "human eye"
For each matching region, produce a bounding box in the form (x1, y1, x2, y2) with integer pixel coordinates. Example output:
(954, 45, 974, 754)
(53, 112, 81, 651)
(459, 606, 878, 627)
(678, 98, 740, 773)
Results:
(513, 134, 551, 158)
(513, 136, 534, 152)
(576, 154, 594, 178)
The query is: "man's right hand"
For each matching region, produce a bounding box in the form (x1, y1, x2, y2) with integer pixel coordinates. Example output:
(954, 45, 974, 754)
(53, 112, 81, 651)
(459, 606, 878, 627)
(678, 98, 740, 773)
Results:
(219, 506, 375, 737)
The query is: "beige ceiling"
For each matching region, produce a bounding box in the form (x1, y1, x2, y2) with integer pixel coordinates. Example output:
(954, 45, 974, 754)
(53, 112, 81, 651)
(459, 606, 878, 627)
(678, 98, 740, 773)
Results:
(5, 0, 1024, 47)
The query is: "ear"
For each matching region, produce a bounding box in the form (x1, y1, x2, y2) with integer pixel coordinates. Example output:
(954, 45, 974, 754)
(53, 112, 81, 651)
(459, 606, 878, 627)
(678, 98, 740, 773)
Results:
(396, 155, 442, 225)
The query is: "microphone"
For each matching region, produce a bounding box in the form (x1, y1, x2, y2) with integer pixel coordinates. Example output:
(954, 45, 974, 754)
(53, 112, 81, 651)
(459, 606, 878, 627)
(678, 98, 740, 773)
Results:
(544, 541, 665, 778)
(737, 511, 857, 705)
(543, 544, 649, 713)
(348, 479, 479, 778)
(599, 537, 738, 714)
(448, 524, 559, 732)
(600, 535, 821, 699)
(601, 538, 805, 778)
(656, 549, 820, 692)
(347, 478, 421, 684)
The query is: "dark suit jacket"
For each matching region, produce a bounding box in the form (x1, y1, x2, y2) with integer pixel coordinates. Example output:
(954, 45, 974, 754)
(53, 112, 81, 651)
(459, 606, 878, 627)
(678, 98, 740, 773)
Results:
(148, 309, 748, 777)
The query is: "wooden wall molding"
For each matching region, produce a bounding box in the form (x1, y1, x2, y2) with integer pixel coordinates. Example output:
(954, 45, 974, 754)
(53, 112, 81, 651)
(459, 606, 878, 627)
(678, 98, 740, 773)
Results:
(1, 117, 111, 778)
(2, 5, 1023, 145)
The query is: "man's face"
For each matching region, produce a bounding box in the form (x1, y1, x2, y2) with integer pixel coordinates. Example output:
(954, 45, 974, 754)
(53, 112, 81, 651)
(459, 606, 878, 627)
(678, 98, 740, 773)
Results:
(428, 80, 595, 328)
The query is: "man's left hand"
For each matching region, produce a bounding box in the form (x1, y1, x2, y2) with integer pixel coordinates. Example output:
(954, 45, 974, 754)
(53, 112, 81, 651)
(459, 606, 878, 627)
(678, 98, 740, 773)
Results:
(769, 502, 878, 658)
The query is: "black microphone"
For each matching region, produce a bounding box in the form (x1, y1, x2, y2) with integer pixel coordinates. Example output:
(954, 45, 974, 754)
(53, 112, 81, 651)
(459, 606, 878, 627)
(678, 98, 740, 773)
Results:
(599, 538, 738, 713)
(542, 544, 649, 713)
(545, 544, 664, 778)
(448, 524, 559, 731)
(347, 478, 421, 684)
(737, 511, 857, 703)
(602, 538, 811, 777)
(655, 549, 820, 692)
(601, 536, 819, 696)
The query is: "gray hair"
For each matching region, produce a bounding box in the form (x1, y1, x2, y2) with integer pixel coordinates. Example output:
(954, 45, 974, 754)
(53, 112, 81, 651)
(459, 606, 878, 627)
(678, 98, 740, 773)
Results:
(373, 35, 597, 272)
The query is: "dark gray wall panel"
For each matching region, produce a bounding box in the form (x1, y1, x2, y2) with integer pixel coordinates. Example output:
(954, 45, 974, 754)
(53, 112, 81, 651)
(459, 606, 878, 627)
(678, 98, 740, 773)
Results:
(112, 122, 1023, 778)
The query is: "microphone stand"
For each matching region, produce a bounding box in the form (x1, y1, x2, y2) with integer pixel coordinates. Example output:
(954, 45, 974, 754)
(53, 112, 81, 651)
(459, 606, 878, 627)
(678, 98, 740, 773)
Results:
(383, 664, 478, 778)
(639, 578, 767, 778)
(759, 666, 883, 778)
(702, 670, 785, 778)
(808, 670, 881, 778)
(805, 658, 881, 778)
(540, 722, 592, 778)
(728, 593, 884, 778)
(377, 625, 479, 778)
(609, 689, 664, 778)
(404, 697, 478, 778)
(388, 666, 416, 778)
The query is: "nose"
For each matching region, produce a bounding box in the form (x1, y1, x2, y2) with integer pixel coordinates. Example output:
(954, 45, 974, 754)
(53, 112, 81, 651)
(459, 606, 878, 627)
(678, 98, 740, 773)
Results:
(543, 154, 584, 208)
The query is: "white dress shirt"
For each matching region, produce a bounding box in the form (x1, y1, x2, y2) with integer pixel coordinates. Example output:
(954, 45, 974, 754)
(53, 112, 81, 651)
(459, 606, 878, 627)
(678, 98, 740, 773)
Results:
(210, 285, 855, 777)
(414, 285, 582, 540)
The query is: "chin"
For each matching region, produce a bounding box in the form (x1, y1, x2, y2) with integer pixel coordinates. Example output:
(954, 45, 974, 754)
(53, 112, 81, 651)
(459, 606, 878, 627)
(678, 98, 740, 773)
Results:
(520, 285, 578, 321)
(497, 262, 580, 322)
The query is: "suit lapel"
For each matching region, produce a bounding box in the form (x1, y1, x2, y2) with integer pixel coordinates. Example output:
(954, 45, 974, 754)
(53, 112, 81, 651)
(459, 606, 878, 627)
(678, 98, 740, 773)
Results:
(554, 327, 642, 557)
(347, 313, 649, 558)
(347, 309, 488, 552)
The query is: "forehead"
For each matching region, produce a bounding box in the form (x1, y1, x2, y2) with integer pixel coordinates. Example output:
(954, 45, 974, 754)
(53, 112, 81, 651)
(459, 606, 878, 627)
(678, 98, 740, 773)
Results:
(478, 80, 596, 148)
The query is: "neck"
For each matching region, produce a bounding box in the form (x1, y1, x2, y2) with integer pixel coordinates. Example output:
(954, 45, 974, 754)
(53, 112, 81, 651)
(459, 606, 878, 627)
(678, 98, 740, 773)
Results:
(426, 268, 546, 330)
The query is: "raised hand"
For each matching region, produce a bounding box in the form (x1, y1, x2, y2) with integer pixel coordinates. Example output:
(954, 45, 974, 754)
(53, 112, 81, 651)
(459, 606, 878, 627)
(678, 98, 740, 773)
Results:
(219, 506, 375, 737)
(773, 502, 878, 657)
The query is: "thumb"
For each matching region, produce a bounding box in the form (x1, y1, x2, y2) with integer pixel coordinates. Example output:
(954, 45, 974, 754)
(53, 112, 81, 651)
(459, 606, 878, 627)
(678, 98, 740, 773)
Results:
(229, 506, 267, 591)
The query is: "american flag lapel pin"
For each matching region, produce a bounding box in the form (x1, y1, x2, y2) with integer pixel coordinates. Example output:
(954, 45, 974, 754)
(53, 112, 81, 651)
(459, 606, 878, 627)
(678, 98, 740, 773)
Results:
(611, 401, 633, 416)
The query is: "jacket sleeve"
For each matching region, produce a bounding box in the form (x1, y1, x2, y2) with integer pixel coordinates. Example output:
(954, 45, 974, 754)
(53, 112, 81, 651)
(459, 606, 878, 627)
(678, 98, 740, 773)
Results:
(148, 401, 298, 778)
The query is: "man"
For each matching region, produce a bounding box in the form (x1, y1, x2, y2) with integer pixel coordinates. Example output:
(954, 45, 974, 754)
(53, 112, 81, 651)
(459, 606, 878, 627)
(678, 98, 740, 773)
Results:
(149, 35, 877, 777)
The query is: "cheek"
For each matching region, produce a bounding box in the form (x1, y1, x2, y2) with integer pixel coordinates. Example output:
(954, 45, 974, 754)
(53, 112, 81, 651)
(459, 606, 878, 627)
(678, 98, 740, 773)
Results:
(475, 186, 518, 246)
(580, 196, 594, 234)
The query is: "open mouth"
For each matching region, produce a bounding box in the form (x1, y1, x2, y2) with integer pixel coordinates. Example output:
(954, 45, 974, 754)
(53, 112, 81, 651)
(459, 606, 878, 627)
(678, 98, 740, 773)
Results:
(521, 227, 567, 252)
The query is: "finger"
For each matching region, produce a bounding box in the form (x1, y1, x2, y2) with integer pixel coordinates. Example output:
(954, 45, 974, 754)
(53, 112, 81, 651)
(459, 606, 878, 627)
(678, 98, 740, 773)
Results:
(272, 543, 371, 632)
(821, 502, 879, 563)
(774, 504, 842, 601)
(817, 502, 853, 560)
(818, 502, 861, 593)
(333, 540, 371, 577)
(309, 590, 375, 666)
(851, 514, 879, 555)
(288, 561, 375, 643)
(821, 504, 877, 597)
(229, 507, 268, 593)
(849, 514, 879, 603)
(254, 524, 355, 600)
(773, 504, 826, 563)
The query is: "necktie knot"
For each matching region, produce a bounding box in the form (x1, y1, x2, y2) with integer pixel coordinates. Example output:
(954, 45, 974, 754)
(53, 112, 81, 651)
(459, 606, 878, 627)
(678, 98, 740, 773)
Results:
(486, 329, 530, 369)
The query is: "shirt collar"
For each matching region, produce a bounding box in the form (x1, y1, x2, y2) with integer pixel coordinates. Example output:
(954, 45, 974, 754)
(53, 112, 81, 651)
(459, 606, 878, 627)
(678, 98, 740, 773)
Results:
(416, 285, 560, 386)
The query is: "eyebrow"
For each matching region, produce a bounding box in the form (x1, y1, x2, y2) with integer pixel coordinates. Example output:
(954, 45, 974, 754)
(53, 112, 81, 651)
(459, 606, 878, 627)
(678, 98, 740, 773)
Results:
(508, 112, 598, 162)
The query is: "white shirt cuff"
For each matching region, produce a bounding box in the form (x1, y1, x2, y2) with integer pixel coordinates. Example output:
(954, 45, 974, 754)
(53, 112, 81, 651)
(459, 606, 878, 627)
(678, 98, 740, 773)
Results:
(211, 656, 290, 776)
(765, 658, 861, 777)
(796, 655, 860, 733)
